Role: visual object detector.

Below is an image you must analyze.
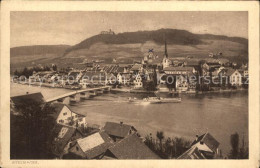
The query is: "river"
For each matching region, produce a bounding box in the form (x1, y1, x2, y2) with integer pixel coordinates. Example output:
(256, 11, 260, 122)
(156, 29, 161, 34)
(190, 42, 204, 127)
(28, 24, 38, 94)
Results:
(11, 83, 248, 157)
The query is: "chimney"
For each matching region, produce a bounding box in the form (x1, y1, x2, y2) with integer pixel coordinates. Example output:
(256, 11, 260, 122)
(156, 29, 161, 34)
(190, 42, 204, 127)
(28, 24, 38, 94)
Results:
(26, 92, 29, 95)
(195, 134, 199, 141)
(120, 121, 123, 126)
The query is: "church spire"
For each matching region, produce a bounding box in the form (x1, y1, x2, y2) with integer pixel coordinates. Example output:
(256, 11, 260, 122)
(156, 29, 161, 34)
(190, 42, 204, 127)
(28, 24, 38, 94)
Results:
(164, 36, 168, 58)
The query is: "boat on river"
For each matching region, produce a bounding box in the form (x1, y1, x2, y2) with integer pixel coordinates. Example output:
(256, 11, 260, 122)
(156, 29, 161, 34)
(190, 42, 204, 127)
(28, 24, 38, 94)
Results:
(159, 97, 181, 103)
(128, 96, 181, 104)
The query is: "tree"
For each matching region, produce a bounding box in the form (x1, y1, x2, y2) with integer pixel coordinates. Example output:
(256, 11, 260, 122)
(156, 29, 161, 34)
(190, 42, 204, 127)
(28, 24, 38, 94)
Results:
(229, 132, 239, 159)
(173, 137, 190, 158)
(156, 131, 165, 151)
(14, 69, 20, 76)
(52, 64, 58, 71)
(13, 99, 56, 159)
(229, 132, 249, 159)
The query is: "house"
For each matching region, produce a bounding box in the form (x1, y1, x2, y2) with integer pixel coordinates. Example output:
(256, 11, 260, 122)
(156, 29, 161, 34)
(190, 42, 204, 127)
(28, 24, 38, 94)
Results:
(11, 92, 45, 105)
(11, 92, 45, 114)
(133, 74, 143, 89)
(130, 64, 143, 74)
(202, 62, 221, 76)
(11, 92, 45, 115)
(217, 58, 230, 66)
(103, 121, 137, 142)
(49, 124, 84, 158)
(187, 132, 220, 159)
(102, 133, 160, 159)
(80, 71, 107, 86)
(225, 69, 242, 86)
(69, 131, 114, 159)
(178, 146, 206, 159)
(106, 73, 117, 85)
(68, 71, 83, 83)
(51, 103, 87, 128)
(117, 73, 123, 84)
(175, 75, 189, 92)
(163, 66, 195, 76)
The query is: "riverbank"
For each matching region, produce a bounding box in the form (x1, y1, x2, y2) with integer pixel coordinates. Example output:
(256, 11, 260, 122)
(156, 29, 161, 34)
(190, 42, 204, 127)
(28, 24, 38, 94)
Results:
(13, 81, 248, 95)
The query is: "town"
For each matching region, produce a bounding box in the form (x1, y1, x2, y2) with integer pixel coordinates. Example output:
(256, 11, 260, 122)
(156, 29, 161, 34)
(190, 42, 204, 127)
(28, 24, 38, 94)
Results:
(12, 40, 249, 94)
(10, 40, 249, 160)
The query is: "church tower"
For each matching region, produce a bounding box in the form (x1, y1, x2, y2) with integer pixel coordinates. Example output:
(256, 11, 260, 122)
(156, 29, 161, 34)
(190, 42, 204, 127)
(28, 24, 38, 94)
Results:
(164, 39, 168, 58)
(162, 38, 170, 69)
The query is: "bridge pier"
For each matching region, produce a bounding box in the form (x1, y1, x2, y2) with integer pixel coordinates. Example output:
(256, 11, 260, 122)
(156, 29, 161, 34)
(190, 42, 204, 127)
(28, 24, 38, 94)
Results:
(80, 92, 90, 100)
(96, 89, 104, 95)
(89, 90, 97, 97)
(104, 87, 111, 92)
(69, 94, 80, 104)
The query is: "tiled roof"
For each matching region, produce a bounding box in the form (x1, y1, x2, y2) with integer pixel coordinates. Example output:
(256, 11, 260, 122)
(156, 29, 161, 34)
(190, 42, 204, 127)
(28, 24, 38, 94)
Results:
(117, 67, 125, 73)
(178, 146, 206, 159)
(218, 58, 230, 64)
(81, 71, 106, 81)
(107, 133, 160, 159)
(77, 131, 113, 159)
(104, 122, 134, 138)
(225, 68, 236, 76)
(164, 66, 194, 72)
(50, 124, 76, 156)
(190, 133, 220, 153)
(131, 64, 142, 71)
(11, 92, 44, 105)
(51, 103, 85, 120)
(51, 103, 66, 119)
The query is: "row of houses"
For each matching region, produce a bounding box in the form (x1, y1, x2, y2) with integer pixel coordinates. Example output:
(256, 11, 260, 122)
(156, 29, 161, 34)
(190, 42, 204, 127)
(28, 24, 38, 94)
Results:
(22, 39, 248, 92)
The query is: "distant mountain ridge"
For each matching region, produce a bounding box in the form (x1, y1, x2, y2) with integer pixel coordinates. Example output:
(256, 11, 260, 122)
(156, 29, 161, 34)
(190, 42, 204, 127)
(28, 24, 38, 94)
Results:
(11, 45, 71, 57)
(64, 29, 248, 55)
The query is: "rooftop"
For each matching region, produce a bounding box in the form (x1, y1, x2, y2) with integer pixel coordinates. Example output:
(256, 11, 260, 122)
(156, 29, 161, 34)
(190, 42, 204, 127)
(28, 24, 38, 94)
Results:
(104, 122, 135, 138)
(163, 66, 194, 72)
(107, 133, 160, 159)
(50, 124, 76, 156)
(11, 92, 44, 105)
(76, 131, 113, 159)
(190, 133, 220, 153)
(178, 146, 206, 159)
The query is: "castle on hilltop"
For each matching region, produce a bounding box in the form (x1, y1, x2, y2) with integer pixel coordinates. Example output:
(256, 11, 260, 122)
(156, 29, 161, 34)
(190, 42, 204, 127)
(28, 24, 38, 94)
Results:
(100, 29, 115, 35)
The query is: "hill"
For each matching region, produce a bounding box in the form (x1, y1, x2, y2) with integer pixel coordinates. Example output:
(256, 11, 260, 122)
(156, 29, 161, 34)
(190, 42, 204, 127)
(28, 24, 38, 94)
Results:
(64, 29, 203, 55)
(10, 29, 248, 72)
(11, 45, 70, 57)
(64, 29, 247, 55)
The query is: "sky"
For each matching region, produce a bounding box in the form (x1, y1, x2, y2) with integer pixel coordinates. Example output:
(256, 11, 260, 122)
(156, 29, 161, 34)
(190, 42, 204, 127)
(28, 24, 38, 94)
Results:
(10, 11, 248, 48)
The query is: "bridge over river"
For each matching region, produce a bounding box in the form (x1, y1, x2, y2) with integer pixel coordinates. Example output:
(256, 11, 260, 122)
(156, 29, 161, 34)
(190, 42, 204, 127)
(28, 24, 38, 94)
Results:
(45, 86, 112, 103)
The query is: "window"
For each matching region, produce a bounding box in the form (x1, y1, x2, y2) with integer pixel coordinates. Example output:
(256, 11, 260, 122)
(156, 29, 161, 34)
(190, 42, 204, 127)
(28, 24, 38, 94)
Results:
(59, 120, 64, 123)
(76, 146, 79, 151)
(63, 112, 67, 116)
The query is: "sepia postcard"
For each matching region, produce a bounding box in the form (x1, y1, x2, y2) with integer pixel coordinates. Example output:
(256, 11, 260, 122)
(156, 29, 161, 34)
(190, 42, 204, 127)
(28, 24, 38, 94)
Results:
(0, 1, 259, 168)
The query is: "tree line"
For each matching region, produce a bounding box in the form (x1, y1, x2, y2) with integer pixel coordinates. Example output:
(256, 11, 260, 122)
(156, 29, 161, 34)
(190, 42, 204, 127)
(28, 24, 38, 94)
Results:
(13, 64, 57, 78)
